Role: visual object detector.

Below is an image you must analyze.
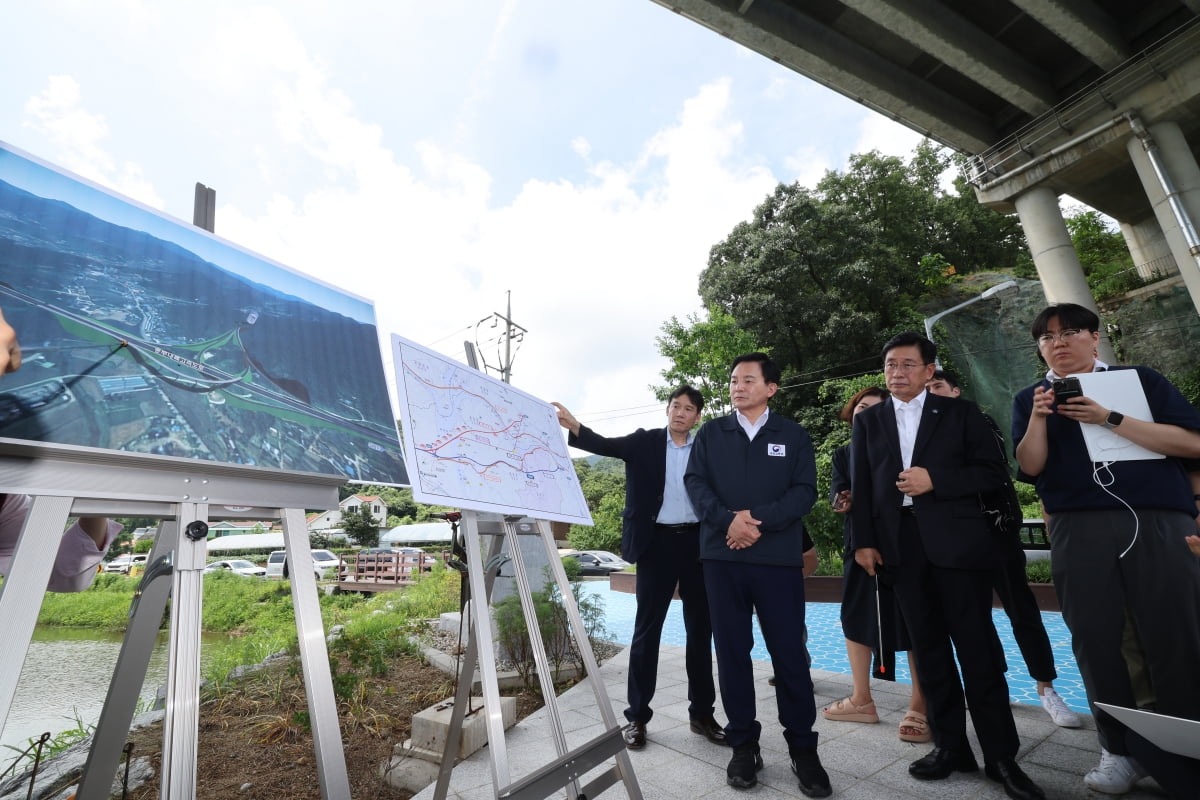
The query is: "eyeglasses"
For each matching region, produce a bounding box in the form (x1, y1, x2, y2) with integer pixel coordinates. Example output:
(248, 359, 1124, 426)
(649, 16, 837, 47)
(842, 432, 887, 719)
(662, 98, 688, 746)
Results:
(1037, 329, 1084, 346)
(883, 361, 929, 372)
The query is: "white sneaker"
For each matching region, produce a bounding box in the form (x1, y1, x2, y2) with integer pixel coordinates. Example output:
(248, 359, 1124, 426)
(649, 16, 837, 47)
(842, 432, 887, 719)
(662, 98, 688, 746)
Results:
(1084, 749, 1147, 794)
(1040, 688, 1083, 727)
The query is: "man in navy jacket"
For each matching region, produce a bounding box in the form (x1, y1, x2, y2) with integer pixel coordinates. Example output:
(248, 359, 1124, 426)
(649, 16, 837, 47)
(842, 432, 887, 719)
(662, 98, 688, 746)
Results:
(554, 386, 725, 750)
(684, 353, 830, 797)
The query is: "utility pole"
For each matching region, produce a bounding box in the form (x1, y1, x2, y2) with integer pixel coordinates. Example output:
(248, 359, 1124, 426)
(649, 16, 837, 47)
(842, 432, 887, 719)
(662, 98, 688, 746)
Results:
(472, 290, 526, 384)
(192, 183, 216, 233)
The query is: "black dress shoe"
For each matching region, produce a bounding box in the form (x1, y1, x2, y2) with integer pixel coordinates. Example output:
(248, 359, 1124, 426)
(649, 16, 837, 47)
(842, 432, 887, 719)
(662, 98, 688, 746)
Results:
(689, 715, 728, 745)
(622, 721, 646, 749)
(909, 747, 979, 780)
(985, 759, 1046, 800)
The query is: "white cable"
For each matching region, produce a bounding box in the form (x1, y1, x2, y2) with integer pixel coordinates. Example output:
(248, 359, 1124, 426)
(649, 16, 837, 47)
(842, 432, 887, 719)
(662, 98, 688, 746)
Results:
(1091, 461, 1140, 558)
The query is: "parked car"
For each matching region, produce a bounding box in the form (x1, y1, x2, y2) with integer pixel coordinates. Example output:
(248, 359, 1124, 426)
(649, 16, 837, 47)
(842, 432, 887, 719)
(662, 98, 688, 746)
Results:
(579, 551, 631, 569)
(203, 559, 267, 577)
(264, 549, 341, 580)
(561, 550, 628, 576)
(103, 553, 148, 574)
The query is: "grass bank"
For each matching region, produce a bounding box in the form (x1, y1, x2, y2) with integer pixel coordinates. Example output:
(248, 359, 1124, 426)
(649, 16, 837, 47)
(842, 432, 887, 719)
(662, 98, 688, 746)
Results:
(32, 564, 463, 685)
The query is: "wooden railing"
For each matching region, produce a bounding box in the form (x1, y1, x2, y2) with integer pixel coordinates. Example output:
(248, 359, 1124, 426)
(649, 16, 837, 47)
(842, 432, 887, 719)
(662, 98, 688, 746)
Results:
(338, 551, 436, 584)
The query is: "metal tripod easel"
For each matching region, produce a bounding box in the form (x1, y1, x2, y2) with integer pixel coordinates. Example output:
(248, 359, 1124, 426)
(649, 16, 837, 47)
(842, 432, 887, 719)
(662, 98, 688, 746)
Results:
(0, 439, 351, 799)
(432, 512, 642, 800)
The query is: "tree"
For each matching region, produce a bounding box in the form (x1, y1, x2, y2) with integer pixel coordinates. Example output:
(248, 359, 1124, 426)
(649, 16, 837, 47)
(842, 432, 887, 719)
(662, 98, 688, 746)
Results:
(567, 493, 623, 554)
(697, 142, 1026, 417)
(653, 306, 759, 418)
(341, 503, 380, 548)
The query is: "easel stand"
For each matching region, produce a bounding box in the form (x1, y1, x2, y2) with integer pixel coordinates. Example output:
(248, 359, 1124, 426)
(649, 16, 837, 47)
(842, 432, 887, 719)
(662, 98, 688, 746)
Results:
(0, 440, 351, 798)
(433, 512, 641, 800)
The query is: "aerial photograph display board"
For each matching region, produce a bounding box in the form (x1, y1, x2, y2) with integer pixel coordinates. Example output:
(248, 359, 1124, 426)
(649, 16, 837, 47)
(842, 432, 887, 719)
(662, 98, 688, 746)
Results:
(0, 141, 408, 486)
(391, 334, 592, 525)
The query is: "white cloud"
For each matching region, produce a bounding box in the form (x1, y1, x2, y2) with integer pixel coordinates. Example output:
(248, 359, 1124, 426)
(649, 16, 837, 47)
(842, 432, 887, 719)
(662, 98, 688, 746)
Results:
(784, 146, 833, 190)
(853, 113, 925, 158)
(218, 74, 777, 435)
(21, 76, 163, 208)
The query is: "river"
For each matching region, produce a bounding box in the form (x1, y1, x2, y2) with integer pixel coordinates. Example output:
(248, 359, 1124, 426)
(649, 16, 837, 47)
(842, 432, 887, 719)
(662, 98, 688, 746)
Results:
(1, 627, 222, 755)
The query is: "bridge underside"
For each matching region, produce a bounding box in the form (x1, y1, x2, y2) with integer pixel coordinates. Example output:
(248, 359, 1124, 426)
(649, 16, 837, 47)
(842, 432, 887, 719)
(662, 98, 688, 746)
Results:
(653, 0, 1200, 317)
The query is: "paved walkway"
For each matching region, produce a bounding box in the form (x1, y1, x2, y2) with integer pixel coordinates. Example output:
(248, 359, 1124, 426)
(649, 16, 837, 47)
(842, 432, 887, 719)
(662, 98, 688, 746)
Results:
(412, 645, 1168, 799)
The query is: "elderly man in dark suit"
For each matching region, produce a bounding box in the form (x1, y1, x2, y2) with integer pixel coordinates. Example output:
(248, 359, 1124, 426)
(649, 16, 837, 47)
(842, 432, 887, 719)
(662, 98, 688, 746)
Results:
(553, 386, 725, 750)
(851, 332, 1045, 800)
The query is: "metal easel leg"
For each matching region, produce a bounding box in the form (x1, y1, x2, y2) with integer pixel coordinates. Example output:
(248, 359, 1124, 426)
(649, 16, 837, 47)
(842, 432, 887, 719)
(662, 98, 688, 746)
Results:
(0, 495, 73, 738)
(532, 519, 642, 800)
(432, 524, 506, 800)
(448, 511, 513, 794)
(279, 506, 351, 799)
(503, 518, 581, 798)
(161, 502, 208, 800)
(76, 521, 178, 800)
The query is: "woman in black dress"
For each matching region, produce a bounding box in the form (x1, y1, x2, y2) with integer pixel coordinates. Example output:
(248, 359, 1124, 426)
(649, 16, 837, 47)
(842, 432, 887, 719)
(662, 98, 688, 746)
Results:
(823, 386, 929, 742)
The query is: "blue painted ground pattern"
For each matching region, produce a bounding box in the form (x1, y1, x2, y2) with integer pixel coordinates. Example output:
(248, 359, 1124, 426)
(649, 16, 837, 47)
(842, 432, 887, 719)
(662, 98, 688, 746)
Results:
(581, 583, 1089, 714)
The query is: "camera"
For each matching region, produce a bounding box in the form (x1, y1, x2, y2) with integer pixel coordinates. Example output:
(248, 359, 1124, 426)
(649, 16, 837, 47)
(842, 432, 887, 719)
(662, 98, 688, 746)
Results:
(1051, 376, 1083, 401)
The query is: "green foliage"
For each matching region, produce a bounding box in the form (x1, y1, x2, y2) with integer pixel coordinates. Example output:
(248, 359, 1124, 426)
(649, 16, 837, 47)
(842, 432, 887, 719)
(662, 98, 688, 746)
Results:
(1063, 207, 1139, 300)
(37, 573, 144, 629)
(1167, 365, 1200, 410)
(568, 493, 623, 553)
(2, 708, 95, 770)
(573, 459, 625, 508)
(568, 460, 625, 554)
(309, 531, 337, 550)
(560, 555, 582, 582)
(132, 538, 154, 553)
(341, 503, 380, 548)
(389, 562, 462, 619)
(492, 570, 610, 689)
(653, 305, 759, 418)
(1025, 558, 1053, 584)
(201, 570, 297, 632)
(1016, 481, 1043, 519)
(695, 143, 1025, 418)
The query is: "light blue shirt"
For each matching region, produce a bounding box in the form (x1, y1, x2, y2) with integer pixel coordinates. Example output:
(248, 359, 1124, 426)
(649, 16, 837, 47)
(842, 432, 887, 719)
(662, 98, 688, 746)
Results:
(657, 431, 699, 525)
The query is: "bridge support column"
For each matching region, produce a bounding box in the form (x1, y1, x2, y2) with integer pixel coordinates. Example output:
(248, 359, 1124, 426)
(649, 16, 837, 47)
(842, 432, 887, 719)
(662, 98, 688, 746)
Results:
(1126, 119, 1200, 316)
(1118, 218, 1175, 279)
(1013, 186, 1117, 361)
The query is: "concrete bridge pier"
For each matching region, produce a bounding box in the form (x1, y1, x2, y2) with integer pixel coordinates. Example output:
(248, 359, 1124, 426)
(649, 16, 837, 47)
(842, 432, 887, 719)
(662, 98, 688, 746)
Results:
(1013, 185, 1117, 362)
(1126, 119, 1200, 316)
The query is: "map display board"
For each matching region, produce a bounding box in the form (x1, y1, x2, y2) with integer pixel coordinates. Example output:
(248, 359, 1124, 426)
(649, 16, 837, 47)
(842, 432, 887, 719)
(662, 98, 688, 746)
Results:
(391, 334, 592, 525)
(0, 141, 408, 486)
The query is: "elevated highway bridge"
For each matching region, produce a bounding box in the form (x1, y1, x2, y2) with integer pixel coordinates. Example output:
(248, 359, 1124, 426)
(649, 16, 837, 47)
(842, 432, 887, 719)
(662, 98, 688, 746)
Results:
(652, 1, 1200, 321)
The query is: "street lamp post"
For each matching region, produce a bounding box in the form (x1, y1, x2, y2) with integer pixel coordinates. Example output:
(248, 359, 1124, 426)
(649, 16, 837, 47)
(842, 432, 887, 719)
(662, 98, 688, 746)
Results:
(923, 280, 1019, 366)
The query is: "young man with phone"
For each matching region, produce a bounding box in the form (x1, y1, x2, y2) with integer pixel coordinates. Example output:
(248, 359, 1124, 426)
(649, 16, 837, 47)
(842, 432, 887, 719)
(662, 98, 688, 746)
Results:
(1013, 303, 1200, 797)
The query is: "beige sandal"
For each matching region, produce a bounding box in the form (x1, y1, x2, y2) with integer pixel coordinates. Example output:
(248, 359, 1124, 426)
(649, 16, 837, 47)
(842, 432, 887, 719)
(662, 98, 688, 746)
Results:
(898, 711, 931, 743)
(821, 696, 879, 723)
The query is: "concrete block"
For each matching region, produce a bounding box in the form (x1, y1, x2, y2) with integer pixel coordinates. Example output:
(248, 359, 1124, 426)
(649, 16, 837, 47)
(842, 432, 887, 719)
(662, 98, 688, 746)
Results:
(407, 696, 517, 761)
(379, 749, 443, 793)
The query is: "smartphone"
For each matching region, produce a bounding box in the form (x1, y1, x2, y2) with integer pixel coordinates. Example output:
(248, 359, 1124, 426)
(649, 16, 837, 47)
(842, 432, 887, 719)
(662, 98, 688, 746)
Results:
(1051, 376, 1083, 401)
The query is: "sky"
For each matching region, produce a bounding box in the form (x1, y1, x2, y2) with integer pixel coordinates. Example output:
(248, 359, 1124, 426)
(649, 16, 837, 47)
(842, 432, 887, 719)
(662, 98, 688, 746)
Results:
(1, 0, 928, 441)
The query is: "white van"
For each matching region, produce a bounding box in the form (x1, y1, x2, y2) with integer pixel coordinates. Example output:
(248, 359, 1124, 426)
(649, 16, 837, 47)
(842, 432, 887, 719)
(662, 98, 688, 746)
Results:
(103, 553, 149, 574)
(264, 549, 341, 580)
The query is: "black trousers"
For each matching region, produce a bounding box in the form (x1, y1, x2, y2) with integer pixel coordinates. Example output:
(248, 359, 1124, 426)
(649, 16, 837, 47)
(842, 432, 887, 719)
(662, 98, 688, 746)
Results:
(625, 524, 715, 724)
(1050, 508, 1200, 755)
(705, 559, 817, 751)
(893, 513, 1019, 762)
(992, 536, 1057, 683)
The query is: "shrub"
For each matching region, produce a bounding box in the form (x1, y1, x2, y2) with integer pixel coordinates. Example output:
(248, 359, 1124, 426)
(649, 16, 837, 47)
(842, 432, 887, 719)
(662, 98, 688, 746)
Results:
(1025, 559, 1053, 584)
(493, 569, 609, 689)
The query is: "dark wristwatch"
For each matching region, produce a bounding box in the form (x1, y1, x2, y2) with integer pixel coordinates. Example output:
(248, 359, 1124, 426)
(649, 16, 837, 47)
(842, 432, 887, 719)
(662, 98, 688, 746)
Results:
(1102, 410, 1124, 429)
